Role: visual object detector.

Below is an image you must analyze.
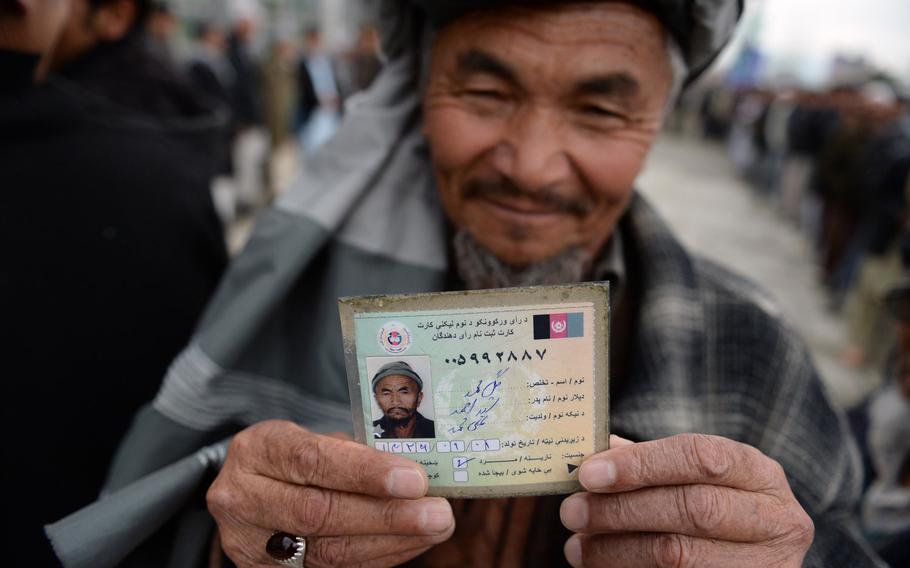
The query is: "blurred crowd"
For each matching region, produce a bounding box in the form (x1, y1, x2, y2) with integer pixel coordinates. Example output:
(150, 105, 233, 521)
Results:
(673, 78, 910, 566)
(147, 3, 383, 229)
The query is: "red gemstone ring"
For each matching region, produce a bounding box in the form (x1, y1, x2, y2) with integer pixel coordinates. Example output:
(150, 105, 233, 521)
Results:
(266, 531, 307, 567)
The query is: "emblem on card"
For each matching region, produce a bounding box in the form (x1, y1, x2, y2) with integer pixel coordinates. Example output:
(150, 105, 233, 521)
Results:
(378, 321, 411, 354)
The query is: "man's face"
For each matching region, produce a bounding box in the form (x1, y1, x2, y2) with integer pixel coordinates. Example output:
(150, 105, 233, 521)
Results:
(46, 0, 98, 69)
(46, 0, 137, 71)
(423, 2, 674, 266)
(148, 10, 175, 41)
(374, 375, 423, 423)
(0, 0, 71, 78)
(235, 18, 254, 42)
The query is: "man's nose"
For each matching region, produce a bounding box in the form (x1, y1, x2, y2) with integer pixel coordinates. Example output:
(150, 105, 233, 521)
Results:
(490, 106, 572, 191)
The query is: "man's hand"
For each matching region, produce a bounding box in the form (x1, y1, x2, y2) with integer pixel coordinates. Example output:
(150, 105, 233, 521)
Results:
(207, 420, 455, 567)
(559, 434, 814, 567)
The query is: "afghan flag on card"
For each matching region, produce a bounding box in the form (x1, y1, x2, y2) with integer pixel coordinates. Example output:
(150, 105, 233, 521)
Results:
(533, 312, 584, 339)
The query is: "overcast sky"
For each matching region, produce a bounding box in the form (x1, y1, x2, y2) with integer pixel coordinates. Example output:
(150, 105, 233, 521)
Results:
(721, 0, 910, 86)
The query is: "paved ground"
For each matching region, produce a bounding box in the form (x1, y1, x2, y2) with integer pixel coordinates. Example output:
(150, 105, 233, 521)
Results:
(638, 133, 878, 409)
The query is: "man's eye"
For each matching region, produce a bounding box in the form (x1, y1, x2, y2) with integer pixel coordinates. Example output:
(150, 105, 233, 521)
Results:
(580, 105, 621, 118)
(463, 89, 506, 100)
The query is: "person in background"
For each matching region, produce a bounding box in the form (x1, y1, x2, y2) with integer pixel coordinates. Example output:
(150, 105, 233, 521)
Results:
(335, 23, 382, 101)
(145, 0, 176, 64)
(186, 20, 235, 216)
(827, 84, 909, 315)
(262, 33, 299, 149)
(0, 0, 228, 563)
(297, 26, 340, 155)
(187, 22, 233, 120)
(227, 14, 261, 133)
(813, 88, 872, 304)
(226, 11, 269, 211)
(861, 254, 910, 567)
(842, 149, 910, 370)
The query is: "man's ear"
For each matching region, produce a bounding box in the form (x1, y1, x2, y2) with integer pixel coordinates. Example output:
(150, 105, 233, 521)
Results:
(417, 391, 424, 406)
(91, 0, 136, 42)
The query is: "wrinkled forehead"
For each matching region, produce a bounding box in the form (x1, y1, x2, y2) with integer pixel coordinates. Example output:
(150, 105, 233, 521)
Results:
(434, 2, 667, 54)
(405, 0, 742, 88)
(434, 1, 666, 44)
(427, 2, 673, 92)
(427, 1, 671, 43)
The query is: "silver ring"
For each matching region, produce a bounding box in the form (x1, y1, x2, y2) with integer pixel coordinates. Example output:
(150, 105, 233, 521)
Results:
(266, 531, 307, 567)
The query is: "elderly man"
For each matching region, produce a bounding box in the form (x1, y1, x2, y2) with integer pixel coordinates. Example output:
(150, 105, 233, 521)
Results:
(861, 277, 910, 566)
(47, 1, 882, 567)
(372, 361, 436, 439)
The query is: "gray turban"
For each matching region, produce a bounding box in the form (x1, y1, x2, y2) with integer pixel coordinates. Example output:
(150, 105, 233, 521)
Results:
(401, 0, 743, 84)
(371, 361, 424, 392)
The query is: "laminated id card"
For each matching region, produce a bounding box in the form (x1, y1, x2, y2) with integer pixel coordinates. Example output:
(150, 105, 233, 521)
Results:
(338, 283, 609, 498)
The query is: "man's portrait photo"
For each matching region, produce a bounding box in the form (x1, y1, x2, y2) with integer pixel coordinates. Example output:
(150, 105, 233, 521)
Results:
(367, 357, 436, 439)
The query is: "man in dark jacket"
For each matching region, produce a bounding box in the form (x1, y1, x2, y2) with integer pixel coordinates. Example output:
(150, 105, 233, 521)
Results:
(0, 0, 228, 564)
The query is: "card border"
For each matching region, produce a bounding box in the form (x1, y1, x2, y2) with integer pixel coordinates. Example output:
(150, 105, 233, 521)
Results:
(338, 283, 610, 498)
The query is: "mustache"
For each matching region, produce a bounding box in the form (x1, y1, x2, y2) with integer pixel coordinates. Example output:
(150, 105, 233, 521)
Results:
(463, 176, 593, 217)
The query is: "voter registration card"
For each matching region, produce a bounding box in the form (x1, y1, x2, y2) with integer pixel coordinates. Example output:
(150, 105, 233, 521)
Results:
(338, 283, 610, 498)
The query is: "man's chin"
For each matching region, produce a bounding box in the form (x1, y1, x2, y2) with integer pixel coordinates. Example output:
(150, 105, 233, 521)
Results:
(470, 233, 579, 268)
(385, 414, 413, 427)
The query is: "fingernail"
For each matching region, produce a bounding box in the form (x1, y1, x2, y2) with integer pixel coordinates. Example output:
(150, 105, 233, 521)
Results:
(420, 499, 454, 534)
(386, 467, 425, 498)
(609, 434, 634, 447)
(560, 494, 589, 531)
(579, 458, 616, 490)
(564, 534, 583, 567)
